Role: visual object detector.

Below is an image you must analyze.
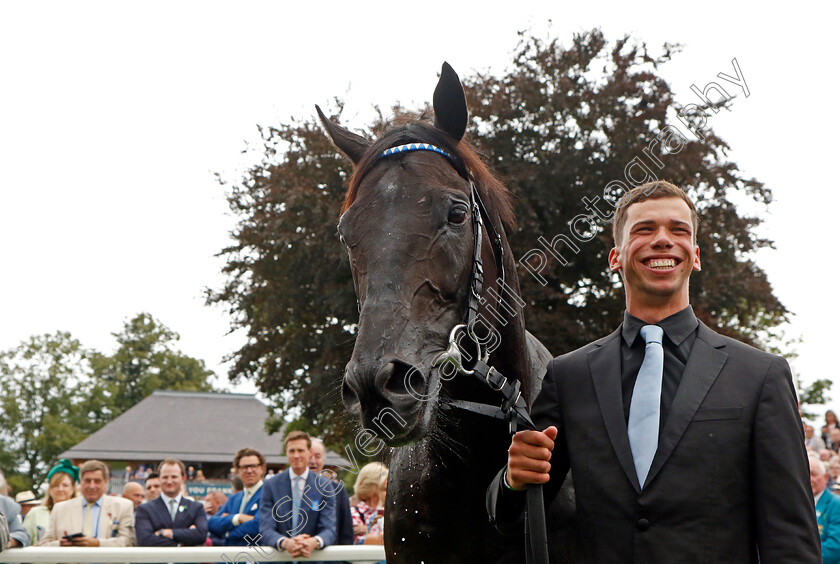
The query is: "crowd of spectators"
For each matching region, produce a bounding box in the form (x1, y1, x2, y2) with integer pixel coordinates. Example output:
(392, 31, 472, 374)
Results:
(0, 431, 388, 561)
(806, 410, 840, 564)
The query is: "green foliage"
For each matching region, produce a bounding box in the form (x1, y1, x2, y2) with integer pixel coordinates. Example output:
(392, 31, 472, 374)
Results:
(799, 379, 833, 421)
(211, 29, 789, 443)
(208, 116, 359, 444)
(90, 313, 216, 418)
(0, 315, 216, 493)
(0, 332, 102, 492)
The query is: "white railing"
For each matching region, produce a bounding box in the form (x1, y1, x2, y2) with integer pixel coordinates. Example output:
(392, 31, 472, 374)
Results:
(0, 546, 386, 562)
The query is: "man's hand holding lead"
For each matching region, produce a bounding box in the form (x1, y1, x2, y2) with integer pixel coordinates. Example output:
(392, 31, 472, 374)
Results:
(506, 425, 557, 491)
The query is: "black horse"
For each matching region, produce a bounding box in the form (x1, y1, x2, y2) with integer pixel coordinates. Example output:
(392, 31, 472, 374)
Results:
(318, 63, 576, 563)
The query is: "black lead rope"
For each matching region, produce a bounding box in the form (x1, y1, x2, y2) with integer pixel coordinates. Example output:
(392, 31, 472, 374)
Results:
(443, 359, 549, 564)
(460, 180, 549, 564)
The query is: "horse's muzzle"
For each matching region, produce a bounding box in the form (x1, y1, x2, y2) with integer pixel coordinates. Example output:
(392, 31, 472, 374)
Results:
(343, 358, 428, 430)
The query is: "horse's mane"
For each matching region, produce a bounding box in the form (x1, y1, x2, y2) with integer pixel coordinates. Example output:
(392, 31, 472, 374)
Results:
(341, 121, 516, 234)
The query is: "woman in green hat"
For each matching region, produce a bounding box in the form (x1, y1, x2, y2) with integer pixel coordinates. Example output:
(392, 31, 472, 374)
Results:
(24, 460, 79, 544)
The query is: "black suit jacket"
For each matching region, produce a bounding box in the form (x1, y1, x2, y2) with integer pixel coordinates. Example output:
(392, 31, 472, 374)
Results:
(135, 496, 208, 547)
(489, 321, 821, 563)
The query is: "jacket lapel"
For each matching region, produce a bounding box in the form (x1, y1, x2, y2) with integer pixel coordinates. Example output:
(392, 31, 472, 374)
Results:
(645, 322, 728, 487)
(589, 328, 641, 493)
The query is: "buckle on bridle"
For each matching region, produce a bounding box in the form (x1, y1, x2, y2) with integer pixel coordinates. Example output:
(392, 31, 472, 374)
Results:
(433, 324, 486, 376)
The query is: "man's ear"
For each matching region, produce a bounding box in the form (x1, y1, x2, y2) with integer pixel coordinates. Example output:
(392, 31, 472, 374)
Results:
(608, 247, 621, 271)
(693, 246, 701, 271)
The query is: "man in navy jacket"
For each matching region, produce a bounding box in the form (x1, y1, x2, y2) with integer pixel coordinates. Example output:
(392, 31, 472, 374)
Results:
(259, 431, 337, 562)
(208, 448, 265, 546)
(135, 459, 207, 546)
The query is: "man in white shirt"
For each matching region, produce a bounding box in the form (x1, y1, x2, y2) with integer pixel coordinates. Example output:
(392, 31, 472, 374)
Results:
(208, 447, 266, 546)
(259, 431, 337, 563)
(135, 459, 207, 546)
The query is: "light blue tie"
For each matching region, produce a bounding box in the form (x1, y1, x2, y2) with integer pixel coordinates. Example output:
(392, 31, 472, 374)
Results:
(291, 476, 303, 532)
(628, 324, 664, 488)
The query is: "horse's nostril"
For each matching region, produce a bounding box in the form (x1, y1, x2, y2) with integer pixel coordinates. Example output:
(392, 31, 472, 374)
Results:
(377, 360, 425, 400)
(342, 363, 362, 412)
(342, 379, 361, 412)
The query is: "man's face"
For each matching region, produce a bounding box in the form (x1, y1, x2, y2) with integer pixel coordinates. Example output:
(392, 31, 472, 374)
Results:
(145, 477, 161, 500)
(237, 455, 265, 489)
(805, 425, 814, 439)
(609, 198, 701, 314)
(811, 460, 829, 496)
(81, 470, 107, 503)
(123, 483, 144, 509)
(159, 463, 184, 498)
(309, 443, 326, 474)
(286, 439, 310, 474)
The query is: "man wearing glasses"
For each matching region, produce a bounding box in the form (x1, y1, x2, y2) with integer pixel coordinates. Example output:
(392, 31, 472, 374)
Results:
(208, 448, 266, 546)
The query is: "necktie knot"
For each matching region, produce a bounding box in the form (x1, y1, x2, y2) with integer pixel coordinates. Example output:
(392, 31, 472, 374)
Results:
(640, 324, 664, 345)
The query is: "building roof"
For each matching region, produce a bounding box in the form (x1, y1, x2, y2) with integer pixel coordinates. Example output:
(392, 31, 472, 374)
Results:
(60, 390, 349, 466)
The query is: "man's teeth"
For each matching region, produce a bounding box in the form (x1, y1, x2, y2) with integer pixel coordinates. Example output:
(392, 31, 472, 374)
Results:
(647, 258, 676, 269)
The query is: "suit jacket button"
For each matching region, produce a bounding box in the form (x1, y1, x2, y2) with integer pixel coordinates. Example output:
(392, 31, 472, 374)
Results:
(636, 518, 650, 531)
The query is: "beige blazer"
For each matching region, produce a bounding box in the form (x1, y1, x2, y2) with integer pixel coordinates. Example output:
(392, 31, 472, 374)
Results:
(39, 495, 135, 547)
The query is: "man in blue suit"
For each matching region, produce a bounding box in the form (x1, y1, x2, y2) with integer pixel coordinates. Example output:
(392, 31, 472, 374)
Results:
(208, 447, 265, 546)
(259, 431, 337, 562)
(135, 459, 208, 546)
(812, 456, 840, 564)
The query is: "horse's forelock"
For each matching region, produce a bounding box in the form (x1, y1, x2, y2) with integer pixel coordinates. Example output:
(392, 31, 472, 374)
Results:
(341, 123, 516, 235)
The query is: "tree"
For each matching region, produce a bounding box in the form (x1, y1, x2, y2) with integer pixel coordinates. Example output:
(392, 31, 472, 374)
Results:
(90, 313, 216, 418)
(210, 29, 788, 441)
(0, 332, 103, 492)
(464, 30, 785, 353)
(208, 116, 359, 444)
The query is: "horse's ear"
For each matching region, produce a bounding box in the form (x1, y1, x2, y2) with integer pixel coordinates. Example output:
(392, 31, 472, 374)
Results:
(315, 105, 370, 164)
(433, 62, 468, 141)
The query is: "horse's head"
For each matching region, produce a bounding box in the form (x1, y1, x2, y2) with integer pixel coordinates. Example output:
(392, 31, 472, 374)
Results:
(319, 63, 524, 446)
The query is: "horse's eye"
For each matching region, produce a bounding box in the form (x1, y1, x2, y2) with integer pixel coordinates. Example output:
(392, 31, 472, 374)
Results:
(448, 207, 468, 225)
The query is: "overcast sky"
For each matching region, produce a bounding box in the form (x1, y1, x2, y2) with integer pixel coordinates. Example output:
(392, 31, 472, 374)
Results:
(1, 1, 837, 412)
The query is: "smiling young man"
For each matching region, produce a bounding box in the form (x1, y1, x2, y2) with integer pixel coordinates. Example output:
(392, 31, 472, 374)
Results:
(208, 447, 266, 546)
(488, 181, 821, 562)
(135, 459, 207, 546)
(259, 431, 337, 564)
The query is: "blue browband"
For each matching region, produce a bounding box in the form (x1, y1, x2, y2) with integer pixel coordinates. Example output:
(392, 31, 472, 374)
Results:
(379, 143, 454, 161)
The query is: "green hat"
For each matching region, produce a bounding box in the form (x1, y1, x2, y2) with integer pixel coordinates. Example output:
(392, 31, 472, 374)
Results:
(47, 459, 79, 484)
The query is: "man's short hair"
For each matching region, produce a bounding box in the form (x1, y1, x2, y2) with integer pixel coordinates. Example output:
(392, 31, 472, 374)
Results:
(811, 457, 828, 475)
(612, 180, 700, 247)
(284, 430, 312, 451)
(146, 472, 159, 481)
(233, 447, 266, 468)
(157, 459, 186, 476)
(80, 460, 110, 480)
(231, 476, 244, 492)
(122, 482, 143, 495)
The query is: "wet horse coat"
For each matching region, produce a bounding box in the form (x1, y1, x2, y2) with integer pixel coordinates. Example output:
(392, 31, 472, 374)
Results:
(319, 63, 576, 563)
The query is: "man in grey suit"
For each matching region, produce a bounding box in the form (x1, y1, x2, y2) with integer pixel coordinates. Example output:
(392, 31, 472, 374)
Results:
(488, 181, 820, 562)
(0, 471, 29, 548)
(0, 508, 9, 552)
